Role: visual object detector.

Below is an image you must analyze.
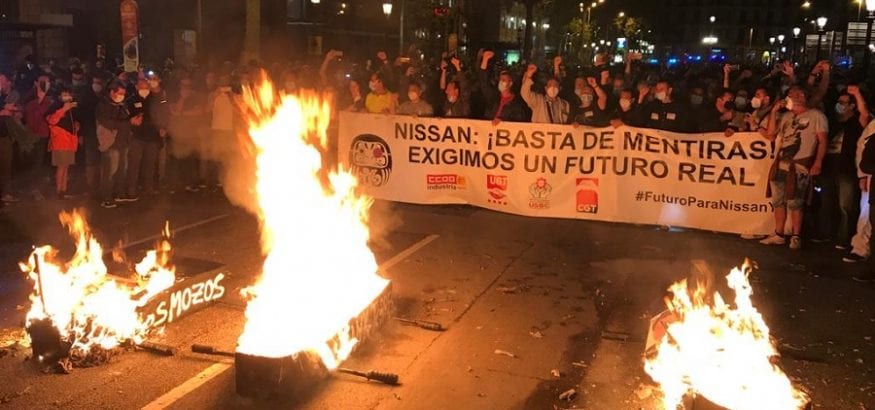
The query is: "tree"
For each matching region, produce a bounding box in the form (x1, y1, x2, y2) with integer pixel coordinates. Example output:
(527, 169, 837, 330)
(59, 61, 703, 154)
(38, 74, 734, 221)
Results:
(613, 15, 647, 48)
(566, 16, 597, 63)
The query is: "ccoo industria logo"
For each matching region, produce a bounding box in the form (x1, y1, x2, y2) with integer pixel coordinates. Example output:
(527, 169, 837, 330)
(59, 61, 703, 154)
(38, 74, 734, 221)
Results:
(350, 134, 392, 187)
(576, 178, 599, 214)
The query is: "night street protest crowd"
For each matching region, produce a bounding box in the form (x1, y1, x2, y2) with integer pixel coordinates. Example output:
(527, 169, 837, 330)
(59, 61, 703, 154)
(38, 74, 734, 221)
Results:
(0, 49, 874, 278)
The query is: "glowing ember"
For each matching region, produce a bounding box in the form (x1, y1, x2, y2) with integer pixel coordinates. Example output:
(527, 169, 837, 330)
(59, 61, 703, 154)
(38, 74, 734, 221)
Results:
(20, 209, 177, 355)
(644, 261, 809, 410)
(235, 77, 389, 369)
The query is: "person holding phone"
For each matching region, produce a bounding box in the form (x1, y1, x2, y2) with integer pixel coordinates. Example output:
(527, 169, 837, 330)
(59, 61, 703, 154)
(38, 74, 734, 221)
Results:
(45, 88, 79, 198)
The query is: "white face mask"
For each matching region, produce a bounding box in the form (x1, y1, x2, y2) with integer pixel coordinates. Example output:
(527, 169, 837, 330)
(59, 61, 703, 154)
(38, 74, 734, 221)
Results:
(369, 81, 379, 92)
(580, 94, 594, 105)
(750, 97, 762, 109)
(655, 91, 668, 102)
(497, 81, 510, 93)
(546, 86, 560, 99)
(111, 94, 125, 103)
(408, 91, 420, 102)
(447, 94, 458, 103)
(785, 98, 794, 111)
(149, 80, 160, 89)
(92, 84, 104, 94)
(575, 89, 585, 98)
(138, 89, 150, 99)
(619, 98, 632, 111)
(61, 95, 73, 103)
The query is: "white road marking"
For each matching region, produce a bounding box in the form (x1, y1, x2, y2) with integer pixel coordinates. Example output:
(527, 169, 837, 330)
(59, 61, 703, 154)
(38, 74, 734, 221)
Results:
(139, 233, 440, 410)
(123, 214, 230, 249)
(140, 362, 232, 410)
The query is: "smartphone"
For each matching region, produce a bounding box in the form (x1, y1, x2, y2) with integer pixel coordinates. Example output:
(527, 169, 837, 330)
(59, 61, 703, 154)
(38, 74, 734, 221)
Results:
(71, 102, 79, 107)
(729, 65, 740, 71)
(399, 57, 411, 63)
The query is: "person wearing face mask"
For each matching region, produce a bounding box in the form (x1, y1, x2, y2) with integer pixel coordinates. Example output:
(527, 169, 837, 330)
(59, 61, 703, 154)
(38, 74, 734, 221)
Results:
(700, 88, 741, 134)
(571, 76, 608, 127)
(762, 86, 829, 250)
(520, 64, 570, 125)
(609, 89, 642, 128)
(643, 80, 692, 133)
(122, 78, 168, 202)
(443, 80, 470, 118)
(365, 73, 397, 115)
(146, 74, 170, 189)
(201, 74, 239, 190)
(397, 83, 434, 117)
(69, 73, 103, 193)
(95, 82, 131, 208)
(45, 88, 79, 199)
(746, 87, 775, 134)
(478, 50, 527, 124)
(814, 86, 870, 252)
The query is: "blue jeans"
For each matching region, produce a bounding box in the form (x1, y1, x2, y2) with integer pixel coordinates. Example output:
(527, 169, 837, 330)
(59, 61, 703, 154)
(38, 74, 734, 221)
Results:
(99, 147, 127, 201)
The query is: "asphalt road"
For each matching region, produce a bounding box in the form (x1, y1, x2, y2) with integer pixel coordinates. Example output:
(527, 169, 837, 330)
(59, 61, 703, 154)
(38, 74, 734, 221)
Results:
(0, 192, 872, 409)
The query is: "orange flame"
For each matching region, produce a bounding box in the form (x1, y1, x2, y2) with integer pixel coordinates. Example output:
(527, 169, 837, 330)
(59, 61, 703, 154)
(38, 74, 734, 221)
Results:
(234, 77, 389, 369)
(644, 261, 809, 409)
(20, 209, 177, 354)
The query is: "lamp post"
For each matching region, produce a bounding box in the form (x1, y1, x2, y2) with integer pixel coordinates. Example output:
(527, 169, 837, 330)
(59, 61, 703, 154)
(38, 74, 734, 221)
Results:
(816, 16, 827, 60)
(382, 2, 392, 52)
(792, 27, 801, 61)
(778, 34, 785, 60)
(769, 36, 776, 64)
(863, 0, 875, 71)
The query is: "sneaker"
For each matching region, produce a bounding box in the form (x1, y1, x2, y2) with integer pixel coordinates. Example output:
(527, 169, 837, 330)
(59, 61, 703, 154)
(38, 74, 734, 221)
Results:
(100, 200, 118, 209)
(789, 235, 802, 250)
(1, 194, 19, 203)
(810, 237, 830, 244)
(835, 244, 848, 250)
(842, 253, 867, 263)
(117, 195, 139, 203)
(185, 185, 200, 193)
(759, 234, 786, 245)
(741, 234, 766, 240)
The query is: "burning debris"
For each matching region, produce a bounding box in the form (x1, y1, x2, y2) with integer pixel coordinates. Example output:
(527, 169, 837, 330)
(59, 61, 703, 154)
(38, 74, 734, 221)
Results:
(232, 80, 393, 400)
(644, 260, 810, 410)
(19, 210, 225, 370)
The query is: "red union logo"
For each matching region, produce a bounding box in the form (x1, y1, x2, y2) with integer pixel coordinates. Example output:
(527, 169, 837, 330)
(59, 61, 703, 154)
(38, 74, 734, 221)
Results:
(426, 174, 466, 190)
(576, 178, 599, 214)
(487, 175, 508, 204)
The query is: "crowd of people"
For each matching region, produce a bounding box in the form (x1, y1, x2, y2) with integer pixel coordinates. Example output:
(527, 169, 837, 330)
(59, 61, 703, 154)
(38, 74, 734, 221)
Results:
(0, 49, 873, 273)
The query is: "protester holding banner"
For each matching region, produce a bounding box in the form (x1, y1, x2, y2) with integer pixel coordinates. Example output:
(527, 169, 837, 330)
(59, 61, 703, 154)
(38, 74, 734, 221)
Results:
(397, 82, 434, 117)
(365, 73, 397, 115)
(761, 86, 829, 250)
(520, 64, 570, 125)
(608, 88, 642, 128)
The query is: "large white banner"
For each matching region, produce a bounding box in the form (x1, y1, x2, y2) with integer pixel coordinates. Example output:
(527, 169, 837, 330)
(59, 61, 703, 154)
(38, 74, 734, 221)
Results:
(338, 112, 775, 235)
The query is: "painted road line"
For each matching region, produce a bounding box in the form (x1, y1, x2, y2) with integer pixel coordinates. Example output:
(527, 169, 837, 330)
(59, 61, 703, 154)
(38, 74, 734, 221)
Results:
(140, 362, 232, 410)
(123, 214, 230, 249)
(139, 233, 440, 410)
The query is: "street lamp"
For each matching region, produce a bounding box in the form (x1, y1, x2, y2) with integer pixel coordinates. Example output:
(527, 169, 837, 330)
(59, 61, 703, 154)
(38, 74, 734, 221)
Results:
(710, 15, 716, 23)
(802, 1, 811, 9)
(792, 27, 801, 61)
(618, 11, 625, 18)
(382, 2, 392, 17)
(863, 0, 875, 71)
(816, 16, 827, 60)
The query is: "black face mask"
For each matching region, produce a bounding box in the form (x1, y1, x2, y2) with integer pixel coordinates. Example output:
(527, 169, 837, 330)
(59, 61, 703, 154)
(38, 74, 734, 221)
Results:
(723, 100, 734, 110)
(39, 81, 49, 92)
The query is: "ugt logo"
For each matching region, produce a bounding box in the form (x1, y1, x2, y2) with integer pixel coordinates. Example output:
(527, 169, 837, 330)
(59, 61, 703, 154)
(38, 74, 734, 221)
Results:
(349, 134, 392, 187)
(576, 178, 599, 214)
(487, 175, 508, 205)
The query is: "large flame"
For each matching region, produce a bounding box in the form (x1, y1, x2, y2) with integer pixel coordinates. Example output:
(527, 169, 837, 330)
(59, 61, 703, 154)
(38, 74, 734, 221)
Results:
(235, 78, 389, 369)
(644, 262, 809, 409)
(20, 210, 177, 354)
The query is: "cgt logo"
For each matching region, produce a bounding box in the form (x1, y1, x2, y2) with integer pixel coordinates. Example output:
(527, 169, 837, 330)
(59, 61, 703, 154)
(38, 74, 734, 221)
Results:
(576, 178, 599, 214)
(528, 177, 552, 209)
(487, 175, 508, 205)
(427, 174, 467, 190)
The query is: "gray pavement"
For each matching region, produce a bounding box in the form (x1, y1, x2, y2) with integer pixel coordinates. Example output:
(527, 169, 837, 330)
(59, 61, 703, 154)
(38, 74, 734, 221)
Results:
(0, 193, 873, 409)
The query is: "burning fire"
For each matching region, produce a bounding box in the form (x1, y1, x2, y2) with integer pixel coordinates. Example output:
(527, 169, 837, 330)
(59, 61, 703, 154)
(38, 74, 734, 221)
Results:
(20, 210, 176, 355)
(235, 78, 389, 369)
(644, 261, 809, 409)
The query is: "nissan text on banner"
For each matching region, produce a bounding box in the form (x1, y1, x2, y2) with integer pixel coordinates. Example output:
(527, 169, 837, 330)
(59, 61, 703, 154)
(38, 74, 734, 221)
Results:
(338, 112, 775, 236)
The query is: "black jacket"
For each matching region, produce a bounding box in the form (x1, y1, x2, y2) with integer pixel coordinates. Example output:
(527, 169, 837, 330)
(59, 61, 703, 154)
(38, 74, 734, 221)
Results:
(478, 68, 528, 122)
(860, 135, 875, 203)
